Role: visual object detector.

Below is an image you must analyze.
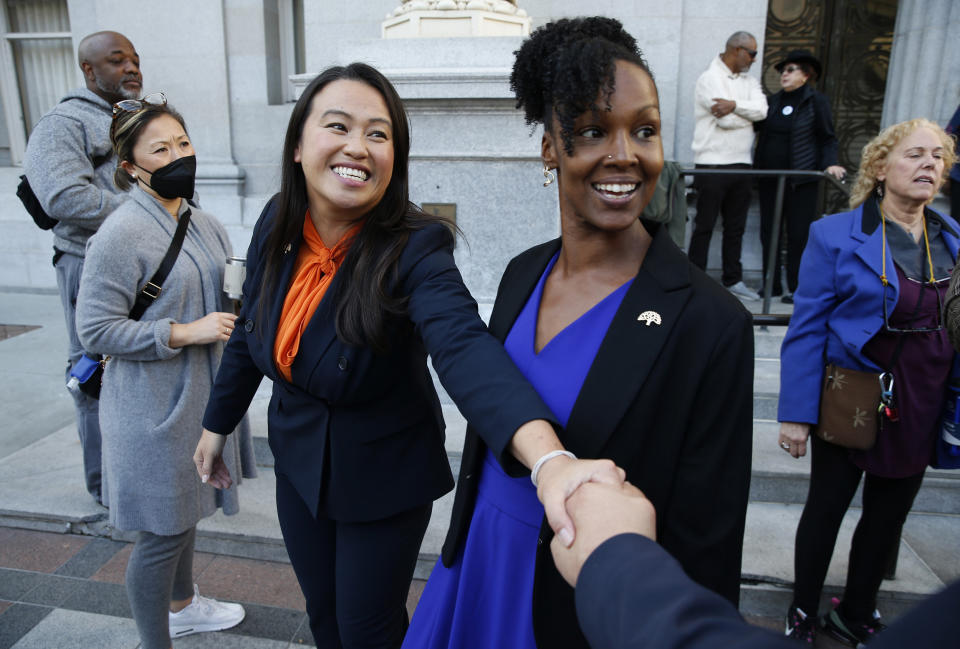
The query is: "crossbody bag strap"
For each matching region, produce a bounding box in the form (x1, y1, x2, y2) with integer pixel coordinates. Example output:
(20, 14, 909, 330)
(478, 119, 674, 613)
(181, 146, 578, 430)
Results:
(129, 208, 192, 321)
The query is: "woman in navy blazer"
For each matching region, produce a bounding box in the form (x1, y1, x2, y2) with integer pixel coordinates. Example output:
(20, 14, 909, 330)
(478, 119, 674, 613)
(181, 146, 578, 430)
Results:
(777, 118, 958, 645)
(192, 63, 623, 649)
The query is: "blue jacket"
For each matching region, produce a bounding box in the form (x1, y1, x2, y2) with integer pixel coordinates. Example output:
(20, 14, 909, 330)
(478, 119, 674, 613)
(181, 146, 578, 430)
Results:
(779, 198, 960, 424)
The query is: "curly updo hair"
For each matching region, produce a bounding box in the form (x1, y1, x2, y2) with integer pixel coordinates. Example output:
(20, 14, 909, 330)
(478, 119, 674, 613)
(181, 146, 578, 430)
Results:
(510, 17, 654, 155)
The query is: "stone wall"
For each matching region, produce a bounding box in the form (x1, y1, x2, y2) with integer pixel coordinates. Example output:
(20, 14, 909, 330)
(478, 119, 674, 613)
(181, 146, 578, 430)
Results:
(0, 0, 773, 292)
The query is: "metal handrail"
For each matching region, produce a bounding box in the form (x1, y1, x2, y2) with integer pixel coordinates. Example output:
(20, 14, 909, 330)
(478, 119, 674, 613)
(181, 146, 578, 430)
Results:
(676, 167, 851, 325)
(751, 313, 791, 327)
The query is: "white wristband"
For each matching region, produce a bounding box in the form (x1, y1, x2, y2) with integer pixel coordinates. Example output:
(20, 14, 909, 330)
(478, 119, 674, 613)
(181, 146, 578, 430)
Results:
(530, 449, 577, 487)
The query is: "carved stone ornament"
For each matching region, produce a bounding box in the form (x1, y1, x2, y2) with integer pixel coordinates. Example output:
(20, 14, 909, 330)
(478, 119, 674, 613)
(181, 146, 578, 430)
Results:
(383, 0, 530, 38)
(389, 1, 525, 16)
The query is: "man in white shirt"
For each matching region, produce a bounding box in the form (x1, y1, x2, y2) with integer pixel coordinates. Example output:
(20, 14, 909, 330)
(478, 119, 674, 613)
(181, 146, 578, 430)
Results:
(687, 31, 768, 301)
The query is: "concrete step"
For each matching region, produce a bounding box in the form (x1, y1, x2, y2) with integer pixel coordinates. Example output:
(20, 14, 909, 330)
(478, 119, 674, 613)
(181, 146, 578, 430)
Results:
(750, 420, 960, 515)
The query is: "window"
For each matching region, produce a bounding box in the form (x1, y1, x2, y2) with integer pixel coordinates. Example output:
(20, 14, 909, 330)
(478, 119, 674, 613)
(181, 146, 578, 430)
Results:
(265, 0, 304, 104)
(0, 0, 73, 164)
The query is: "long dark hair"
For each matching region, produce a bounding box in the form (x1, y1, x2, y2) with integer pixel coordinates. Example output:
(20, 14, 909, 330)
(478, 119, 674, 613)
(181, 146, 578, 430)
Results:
(259, 62, 451, 351)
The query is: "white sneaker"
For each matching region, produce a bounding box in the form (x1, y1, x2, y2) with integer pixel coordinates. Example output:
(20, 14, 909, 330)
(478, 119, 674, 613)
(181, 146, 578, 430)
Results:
(169, 584, 245, 638)
(726, 281, 760, 301)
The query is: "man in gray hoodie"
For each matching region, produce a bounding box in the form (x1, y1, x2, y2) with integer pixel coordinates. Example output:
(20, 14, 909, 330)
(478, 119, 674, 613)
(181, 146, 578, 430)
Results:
(23, 31, 142, 504)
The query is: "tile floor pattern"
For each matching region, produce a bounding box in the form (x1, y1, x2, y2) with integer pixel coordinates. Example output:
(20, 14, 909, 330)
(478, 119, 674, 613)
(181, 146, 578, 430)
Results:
(0, 527, 323, 648)
(1, 526, 849, 649)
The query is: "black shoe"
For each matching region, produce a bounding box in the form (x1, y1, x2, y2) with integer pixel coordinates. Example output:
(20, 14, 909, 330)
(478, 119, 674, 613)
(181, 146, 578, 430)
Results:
(823, 607, 886, 647)
(781, 294, 794, 304)
(784, 606, 816, 644)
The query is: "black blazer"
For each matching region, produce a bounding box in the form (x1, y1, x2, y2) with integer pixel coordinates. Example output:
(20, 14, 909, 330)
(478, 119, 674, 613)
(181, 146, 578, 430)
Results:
(441, 224, 755, 648)
(576, 534, 960, 649)
(203, 198, 555, 522)
(755, 84, 839, 180)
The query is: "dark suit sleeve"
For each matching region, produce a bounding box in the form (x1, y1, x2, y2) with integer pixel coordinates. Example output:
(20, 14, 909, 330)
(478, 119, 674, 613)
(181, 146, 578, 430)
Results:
(402, 225, 557, 461)
(576, 534, 791, 649)
(202, 200, 274, 435)
(578, 534, 960, 649)
(813, 91, 839, 169)
(659, 309, 754, 605)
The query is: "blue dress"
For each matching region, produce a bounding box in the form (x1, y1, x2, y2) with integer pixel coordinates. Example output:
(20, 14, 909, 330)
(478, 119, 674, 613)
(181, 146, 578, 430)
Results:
(403, 252, 632, 649)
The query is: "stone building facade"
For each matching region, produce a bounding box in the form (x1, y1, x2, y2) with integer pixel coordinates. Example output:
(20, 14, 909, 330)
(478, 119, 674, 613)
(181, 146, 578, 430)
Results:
(0, 0, 956, 296)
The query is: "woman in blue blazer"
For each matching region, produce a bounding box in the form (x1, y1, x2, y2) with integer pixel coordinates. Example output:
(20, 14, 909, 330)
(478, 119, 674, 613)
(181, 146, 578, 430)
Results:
(191, 63, 623, 649)
(777, 118, 958, 645)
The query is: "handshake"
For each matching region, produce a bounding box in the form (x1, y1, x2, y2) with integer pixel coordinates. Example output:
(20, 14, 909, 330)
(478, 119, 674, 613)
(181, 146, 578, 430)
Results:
(551, 481, 656, 586)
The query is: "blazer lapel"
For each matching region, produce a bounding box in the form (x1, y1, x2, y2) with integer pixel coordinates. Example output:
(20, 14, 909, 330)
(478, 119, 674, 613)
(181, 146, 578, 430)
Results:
(563, 228, 693, 458)
(258, 231, 301, 384)
(287, 269, 345, 386)
(488, 239, 561, 342)
(853, 198, 899, 300)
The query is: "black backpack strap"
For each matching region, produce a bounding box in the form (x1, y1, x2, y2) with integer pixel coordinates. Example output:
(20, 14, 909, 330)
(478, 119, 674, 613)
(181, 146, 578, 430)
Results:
(129, 209, 192, 321)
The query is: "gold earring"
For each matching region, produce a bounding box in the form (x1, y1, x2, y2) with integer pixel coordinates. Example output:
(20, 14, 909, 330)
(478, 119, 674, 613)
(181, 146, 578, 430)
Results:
(542, 166, 555, 187)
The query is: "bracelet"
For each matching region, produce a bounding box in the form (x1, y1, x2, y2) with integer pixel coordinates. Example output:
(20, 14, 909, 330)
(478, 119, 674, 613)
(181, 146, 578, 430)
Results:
(530, 449, 577, 487)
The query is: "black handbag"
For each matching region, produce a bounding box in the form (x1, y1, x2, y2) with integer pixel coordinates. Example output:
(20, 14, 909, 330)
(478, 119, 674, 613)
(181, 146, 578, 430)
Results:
(17, 175, 58, 230)
(72, 210, 193, 399)
(18, 153, 111, 231)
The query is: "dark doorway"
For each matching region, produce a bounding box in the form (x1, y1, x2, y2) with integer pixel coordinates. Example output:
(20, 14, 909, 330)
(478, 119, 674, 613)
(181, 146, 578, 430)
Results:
(762, 0, 899, 209)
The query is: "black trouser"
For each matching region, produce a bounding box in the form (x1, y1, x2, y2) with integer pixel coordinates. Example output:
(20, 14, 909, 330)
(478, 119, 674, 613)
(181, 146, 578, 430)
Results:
(687, 163, 753, 287)
(275, 471, 432, 649)
(758, 178, 819, 295)
(792, 434, 925, 621)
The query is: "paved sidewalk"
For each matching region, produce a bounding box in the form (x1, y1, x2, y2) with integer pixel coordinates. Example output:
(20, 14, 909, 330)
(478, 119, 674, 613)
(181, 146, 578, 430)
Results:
(0, 525, 433, 649)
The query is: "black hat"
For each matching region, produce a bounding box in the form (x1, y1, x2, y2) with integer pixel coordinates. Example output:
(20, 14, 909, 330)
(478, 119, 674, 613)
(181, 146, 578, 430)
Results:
(775, 49, 822, 79)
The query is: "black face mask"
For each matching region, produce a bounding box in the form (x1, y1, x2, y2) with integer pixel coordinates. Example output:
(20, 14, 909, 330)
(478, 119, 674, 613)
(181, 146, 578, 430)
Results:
(134, 155, 196, 199)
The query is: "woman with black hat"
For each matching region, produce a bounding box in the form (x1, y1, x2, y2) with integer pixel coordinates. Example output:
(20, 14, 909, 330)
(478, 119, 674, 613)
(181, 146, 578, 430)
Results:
(755, 49, 846, 302)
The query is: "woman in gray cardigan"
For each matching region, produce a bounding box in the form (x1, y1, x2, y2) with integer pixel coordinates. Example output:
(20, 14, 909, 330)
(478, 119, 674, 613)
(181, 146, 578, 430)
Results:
(76, 96, 255, 649)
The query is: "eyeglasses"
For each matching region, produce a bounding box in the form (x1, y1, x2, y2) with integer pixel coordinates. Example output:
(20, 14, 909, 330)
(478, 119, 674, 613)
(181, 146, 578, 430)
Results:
(739, 47, 758, 59)
(782, 65, 802, 73)
(112, 92, 166, 118)
(882, 280, 945, 334)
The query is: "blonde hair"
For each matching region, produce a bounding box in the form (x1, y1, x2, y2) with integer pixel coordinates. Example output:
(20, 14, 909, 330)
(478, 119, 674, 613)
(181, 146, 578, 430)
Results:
(849, 118, 957, 209)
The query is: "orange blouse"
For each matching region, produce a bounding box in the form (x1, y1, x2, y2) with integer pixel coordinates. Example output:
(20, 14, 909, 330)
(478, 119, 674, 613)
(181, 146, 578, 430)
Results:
(273, 212, 363, 382)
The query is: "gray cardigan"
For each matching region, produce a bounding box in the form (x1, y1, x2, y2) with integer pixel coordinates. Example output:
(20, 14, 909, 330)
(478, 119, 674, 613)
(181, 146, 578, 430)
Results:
(76, 188, 256, 535)
(22, 88, 127, 257)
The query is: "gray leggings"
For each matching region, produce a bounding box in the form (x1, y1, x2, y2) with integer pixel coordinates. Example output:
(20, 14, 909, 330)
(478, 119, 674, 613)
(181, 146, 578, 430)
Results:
(126, 526, 196, 649)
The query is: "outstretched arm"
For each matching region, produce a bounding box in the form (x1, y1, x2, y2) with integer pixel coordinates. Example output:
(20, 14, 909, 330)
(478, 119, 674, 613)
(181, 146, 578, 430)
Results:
(403, 227, 625, 546)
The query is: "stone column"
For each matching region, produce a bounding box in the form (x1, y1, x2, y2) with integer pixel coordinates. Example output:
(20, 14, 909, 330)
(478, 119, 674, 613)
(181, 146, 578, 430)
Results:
(882, 0, 960, 127)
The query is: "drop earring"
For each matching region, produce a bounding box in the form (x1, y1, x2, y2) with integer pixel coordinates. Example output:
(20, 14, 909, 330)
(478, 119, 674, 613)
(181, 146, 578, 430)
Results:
(542, 166, 555, 187)
(875, 181, 884, 200)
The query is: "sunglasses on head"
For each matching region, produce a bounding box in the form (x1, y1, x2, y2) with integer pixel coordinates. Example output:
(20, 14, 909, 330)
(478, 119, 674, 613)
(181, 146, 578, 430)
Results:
(739, 47, 757, 59)
(112, 92, 167, 118)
